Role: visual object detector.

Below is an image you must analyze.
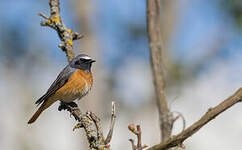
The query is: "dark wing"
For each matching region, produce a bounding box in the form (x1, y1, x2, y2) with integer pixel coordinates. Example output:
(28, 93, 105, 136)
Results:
(35, 65, 76, 105)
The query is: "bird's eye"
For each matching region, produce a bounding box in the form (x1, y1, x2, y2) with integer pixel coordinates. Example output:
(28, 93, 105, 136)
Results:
(75, 61, 80, 65)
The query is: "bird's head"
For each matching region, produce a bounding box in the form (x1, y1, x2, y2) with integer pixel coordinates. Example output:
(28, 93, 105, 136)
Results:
(70, 54, 96, 72)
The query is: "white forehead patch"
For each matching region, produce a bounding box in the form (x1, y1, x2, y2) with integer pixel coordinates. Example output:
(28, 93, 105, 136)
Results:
(81, 55, 92, 60)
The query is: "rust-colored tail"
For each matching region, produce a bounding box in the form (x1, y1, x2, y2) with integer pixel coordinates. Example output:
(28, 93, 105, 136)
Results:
(28, 98, 56, 124)
(28, 106, 44, 124)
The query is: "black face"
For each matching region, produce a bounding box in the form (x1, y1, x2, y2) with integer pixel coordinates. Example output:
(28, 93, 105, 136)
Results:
(70, 54, 95, 72)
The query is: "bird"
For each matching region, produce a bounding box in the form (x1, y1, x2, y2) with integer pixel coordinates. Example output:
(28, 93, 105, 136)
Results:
(28, 54, 95, 124)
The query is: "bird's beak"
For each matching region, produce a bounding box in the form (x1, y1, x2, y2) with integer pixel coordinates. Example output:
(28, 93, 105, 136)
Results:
(90, 60, 96, 63)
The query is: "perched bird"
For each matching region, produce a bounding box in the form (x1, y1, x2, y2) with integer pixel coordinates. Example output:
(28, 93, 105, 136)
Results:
(28, 54, 95, 124)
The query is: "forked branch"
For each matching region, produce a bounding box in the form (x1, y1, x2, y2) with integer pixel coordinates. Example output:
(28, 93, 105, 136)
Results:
(148, 88, 242, 150)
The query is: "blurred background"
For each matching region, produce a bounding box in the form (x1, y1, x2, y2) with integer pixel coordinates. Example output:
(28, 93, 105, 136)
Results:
(0, 0, 242, 149)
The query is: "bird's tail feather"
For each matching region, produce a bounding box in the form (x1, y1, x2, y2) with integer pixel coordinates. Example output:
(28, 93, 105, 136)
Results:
(28, 98, 56, 124)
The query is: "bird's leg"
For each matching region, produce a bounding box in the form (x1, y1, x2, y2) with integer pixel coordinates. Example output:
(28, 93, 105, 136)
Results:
(58, 101, 81, 121)
(58, 101, 78, 112)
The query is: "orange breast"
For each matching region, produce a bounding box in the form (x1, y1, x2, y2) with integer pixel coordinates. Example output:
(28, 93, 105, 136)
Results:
(76, 69, 93, 88)
(53, 69, 93, 102)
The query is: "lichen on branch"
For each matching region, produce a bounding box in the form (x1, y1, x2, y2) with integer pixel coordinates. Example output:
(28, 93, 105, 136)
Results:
(39, 0, 83, 62)
(39, 0, 114, 149)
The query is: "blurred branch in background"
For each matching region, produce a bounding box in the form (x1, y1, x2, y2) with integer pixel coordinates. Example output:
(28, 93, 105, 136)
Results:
(146, 1, 242, 150)
(38, 0, 115, 149)
(146, 0, 173, 142)
(160, 0, 177, 70)
(70, 0, 108, 117)
(148, 88, 242, 150)
(221, 0, 242, 29)
(70, 0, 113, 147)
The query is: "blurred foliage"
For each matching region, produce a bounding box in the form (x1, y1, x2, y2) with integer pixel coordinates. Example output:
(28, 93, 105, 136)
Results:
(221, 0, 242, 30)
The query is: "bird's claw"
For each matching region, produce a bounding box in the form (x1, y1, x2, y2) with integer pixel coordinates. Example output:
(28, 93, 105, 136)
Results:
(68, 102, 78, 108)
(58, 102, 68, 111)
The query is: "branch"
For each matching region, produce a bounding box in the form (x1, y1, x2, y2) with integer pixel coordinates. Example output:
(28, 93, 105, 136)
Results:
(172, 111, 186, 132)
(39, 0, 83, 62)
(41, 0, 114, 149)
(128, 124, 148, 150)
(105, 101, 116, 144)
(146, 0, 173, 141)
(148, 88, 242, 150)
(59, 102, 113, 150)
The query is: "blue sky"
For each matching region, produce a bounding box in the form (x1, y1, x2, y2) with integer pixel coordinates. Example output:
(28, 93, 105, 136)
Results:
(0, 0, 241, 71)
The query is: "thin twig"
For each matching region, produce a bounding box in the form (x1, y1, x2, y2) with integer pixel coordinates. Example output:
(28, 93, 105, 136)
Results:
(129, 139, 136, 150)
(89, 112, 106, 144)
(137, 125, 142, 149)
(148, 88, 242, 150)
(172, 111, 186, 131)
(38, 13, 49, 20)
(105, 101, 116, 144)
(128, 124, 148, 150)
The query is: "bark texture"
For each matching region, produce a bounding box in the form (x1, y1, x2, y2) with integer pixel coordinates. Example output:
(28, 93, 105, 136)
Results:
(146, 0, 173, 141)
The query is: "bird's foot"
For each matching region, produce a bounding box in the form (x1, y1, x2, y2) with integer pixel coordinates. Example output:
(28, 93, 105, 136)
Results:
(58, 102, 78, 112)
(58, 101, 81, 121)
(67, 101, 78, 108)
(58, 102, 67, 111)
